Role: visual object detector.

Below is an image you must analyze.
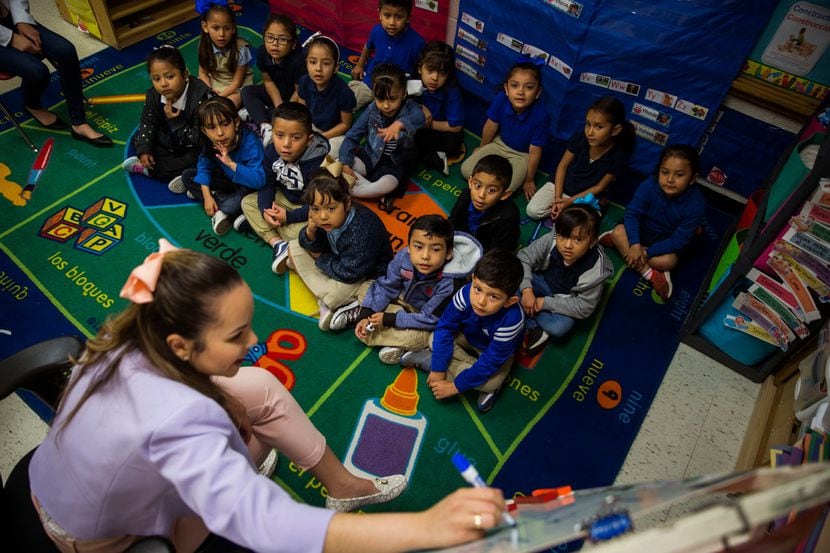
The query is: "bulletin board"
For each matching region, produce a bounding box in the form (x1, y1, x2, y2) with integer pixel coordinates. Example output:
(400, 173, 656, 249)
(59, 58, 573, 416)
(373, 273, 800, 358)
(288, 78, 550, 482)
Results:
(271, 0, 449, 53)
(454, 0, 778, 173)
(733, 0, 830, 118)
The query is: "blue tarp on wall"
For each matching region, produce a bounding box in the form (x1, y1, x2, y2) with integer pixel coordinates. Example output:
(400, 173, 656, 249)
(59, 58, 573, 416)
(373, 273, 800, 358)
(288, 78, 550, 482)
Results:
(455, 0, 779, 173)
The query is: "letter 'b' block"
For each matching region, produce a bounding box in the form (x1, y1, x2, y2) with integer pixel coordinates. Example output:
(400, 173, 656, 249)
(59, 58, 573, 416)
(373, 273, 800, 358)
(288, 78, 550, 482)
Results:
(82, 197, 127, 230)
(74, 227, 120, 254)
(39, 207, 83, 243)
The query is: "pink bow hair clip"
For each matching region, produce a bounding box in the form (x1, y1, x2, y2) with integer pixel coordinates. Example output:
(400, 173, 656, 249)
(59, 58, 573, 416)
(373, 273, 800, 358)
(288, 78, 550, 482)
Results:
(119, 238, 182, 304)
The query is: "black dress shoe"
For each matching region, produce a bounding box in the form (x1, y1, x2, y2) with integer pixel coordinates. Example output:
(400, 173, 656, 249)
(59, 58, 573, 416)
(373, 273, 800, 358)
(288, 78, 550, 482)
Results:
(378, 194, 395, 213)
(27, 110, 68, 130)
(70, 128, 113, 147)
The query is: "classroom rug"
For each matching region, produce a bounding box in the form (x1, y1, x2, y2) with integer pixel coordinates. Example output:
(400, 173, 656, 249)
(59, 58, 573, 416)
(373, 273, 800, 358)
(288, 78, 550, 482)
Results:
(0, 0, 734, 515)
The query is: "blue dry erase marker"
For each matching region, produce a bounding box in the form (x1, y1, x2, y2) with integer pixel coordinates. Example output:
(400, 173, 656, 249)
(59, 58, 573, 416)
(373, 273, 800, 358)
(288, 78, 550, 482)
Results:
(451, 452, 517, 527)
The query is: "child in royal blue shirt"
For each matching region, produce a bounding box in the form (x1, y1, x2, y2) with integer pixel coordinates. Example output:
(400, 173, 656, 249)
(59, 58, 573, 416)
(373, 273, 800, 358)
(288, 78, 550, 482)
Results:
(400, 250, 525, 413)
(461, 57, 550, 198)
(349, 0, 425, 110)
(600, 144, 706, 301)
(412, 41, 464, 176)
(182, 96, 265, 236)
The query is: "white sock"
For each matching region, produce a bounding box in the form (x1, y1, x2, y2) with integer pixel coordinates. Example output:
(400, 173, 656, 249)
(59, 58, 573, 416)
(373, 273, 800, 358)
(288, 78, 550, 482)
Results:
(641, 267, 653, 280)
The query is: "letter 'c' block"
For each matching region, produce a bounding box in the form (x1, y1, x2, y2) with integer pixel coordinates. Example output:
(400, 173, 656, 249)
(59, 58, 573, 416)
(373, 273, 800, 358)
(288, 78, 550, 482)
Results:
(39, 206, 83, 243)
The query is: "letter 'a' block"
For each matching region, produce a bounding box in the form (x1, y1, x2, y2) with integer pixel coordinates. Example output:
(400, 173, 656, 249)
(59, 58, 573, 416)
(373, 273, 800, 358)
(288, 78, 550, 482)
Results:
(82, 197, 128, 231)
(39, 206, 83, 243)
(74, 227, 120, 255)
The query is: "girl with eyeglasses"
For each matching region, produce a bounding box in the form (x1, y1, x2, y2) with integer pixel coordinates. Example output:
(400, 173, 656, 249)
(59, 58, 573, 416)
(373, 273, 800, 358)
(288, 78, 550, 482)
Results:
(240, 14, 306, 147)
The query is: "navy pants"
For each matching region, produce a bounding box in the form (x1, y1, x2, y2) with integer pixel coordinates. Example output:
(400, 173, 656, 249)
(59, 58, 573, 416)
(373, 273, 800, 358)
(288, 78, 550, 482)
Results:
(0, 17, 87, 125)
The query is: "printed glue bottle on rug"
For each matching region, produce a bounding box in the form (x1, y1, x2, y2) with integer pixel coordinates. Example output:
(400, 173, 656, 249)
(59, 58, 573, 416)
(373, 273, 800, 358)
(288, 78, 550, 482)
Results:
(343, 368, 427, 481)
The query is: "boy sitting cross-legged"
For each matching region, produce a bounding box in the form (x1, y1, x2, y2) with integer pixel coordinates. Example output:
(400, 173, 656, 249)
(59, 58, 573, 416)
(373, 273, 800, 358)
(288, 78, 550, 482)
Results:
(240, 102, 330, 273)
(400, 249, 525, 413)
(329, 215, 482, 365)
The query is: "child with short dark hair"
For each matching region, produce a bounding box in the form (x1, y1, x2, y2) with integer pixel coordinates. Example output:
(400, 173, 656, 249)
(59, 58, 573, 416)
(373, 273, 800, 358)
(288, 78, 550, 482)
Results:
(285, 169, 394, 331)
(460, 58, 550, 197)
(240, 102, 330, 272)
(340, 63, 425, 212)
(518, 204, 613, 356)
(328, 214, 482, 365)
(449, 154, 520, 252)
(400, 249, 525, 413)
(527, 96, 635, 220)
(412, 41, 464, 175)
(123, 46, 213, 189)
(241, 14, 306, 146)
(600, 144, 706, 301)
(349, 0, 425, 110)
(182, 96, 265, 236)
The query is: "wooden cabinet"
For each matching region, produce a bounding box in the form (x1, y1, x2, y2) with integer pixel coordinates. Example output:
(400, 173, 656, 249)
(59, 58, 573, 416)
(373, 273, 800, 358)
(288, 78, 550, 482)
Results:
(55, 0, 199, 50)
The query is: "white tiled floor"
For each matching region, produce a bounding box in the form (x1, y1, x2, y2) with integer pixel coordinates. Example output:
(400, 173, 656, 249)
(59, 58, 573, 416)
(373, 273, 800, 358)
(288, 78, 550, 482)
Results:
(0, 0, 792, 514)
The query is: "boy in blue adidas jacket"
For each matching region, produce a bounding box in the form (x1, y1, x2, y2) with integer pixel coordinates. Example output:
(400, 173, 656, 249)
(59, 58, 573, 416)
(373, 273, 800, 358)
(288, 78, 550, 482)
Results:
(400, 249, 525, 413)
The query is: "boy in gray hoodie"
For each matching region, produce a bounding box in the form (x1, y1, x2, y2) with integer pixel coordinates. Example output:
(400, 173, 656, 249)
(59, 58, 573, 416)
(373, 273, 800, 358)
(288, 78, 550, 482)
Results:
(518, 204, 613, 356)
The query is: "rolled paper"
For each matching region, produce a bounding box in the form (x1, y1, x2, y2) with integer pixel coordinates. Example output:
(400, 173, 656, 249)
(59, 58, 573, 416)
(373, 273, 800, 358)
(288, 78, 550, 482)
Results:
(87, 94, 146, 105)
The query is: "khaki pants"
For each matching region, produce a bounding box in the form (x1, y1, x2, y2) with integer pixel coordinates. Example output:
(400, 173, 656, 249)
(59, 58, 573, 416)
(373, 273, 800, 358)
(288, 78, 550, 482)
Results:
(459, 136, 529, 193)
(241, 190, 305, 244)
(288, 240, 363, 309)
(34, 367, 327, 553)
(354, 282, 431, 351)
(348, 80, 373, 111)
(430, 333, 514, 393)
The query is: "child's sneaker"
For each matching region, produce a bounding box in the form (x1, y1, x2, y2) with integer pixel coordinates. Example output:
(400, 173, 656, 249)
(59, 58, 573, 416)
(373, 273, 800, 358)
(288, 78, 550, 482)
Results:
(168, 175, 186, 194)
(378, 346, 404, 364)
(437, 151, 449, 176)
(400, 349, 431, 372)
(121, 156, 148, 176)
(523, 327, 550, 357)
(186, 190, 197, 200)
(260, 123, 273, 147)
(233, 213, 250, 232)
(649, 270, 673, 301)
(271, 241, 290, 274)
(211, 210, 231, 235)
(598, 230, 614, 248)
(330, 300, 361, 331)
(238, 107, 251, 122)
(317, 299, 333, 331)
(476, 385, 502, 413)
(257, 448, 278, 478)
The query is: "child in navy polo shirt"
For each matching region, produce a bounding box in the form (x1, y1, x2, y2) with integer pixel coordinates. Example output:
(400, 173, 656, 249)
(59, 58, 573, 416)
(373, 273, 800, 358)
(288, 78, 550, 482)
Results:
(600, 144, 706, 301)
(527, 96, 635, 220)
(449, 154, 520, 253)
(295, 33, 356, 159)
(412, 41, 465, 176)
(241, 14, 306, 146)
(399, 249, 526, 413)
(349, 0, 425, 110)
(460, 57, 550, 199)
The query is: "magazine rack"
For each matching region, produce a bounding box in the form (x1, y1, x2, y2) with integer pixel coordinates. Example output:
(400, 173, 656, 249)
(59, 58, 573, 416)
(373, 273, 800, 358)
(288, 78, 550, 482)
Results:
(681, 98, 830, 383)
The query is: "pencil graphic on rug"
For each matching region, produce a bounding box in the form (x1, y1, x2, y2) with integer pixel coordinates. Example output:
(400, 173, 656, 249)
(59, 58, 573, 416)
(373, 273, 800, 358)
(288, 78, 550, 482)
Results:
(21, 137, 54, 201)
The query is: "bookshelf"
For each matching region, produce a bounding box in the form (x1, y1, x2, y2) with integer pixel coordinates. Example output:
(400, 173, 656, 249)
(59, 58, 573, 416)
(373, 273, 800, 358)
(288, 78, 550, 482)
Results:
(680, 98, 830, 383)
(54, 0, 198, 50)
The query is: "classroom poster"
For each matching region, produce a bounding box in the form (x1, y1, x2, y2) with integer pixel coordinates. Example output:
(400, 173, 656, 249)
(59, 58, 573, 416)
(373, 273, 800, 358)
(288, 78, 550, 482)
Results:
(744, 0, 830, 100)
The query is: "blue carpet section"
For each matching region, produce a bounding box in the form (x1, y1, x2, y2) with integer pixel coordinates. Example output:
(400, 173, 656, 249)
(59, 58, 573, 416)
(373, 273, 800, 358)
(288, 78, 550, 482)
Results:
(1, 0, 739, 508)
(494, 209, 733, 491)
